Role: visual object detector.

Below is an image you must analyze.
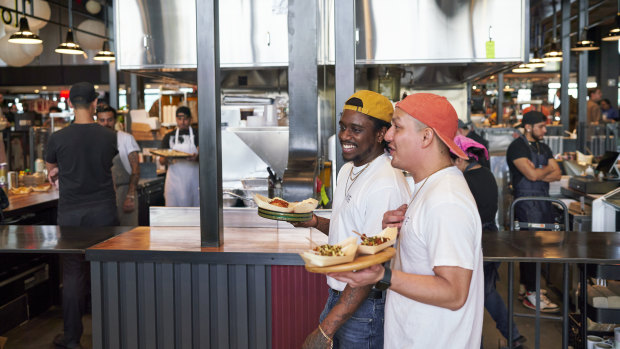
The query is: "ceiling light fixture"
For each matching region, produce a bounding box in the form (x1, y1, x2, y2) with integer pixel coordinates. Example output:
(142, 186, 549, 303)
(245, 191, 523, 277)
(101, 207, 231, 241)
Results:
(571, 4, 599, 52)
(94, 5, 115, 61)
(543, 0, 563, 62)
(55, 0, 84, 55)
(9, 17, 42, 44)
(94, 41, 115, 61)
(602, 3, 620, 42)
(512, 64, 535, 73)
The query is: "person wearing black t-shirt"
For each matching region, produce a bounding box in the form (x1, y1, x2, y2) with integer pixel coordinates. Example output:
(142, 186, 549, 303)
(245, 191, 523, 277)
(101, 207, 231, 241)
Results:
(457, 120, 489, 164)
(46, 82, 118, 349)
(451, 135, 526, 349)
(506, 111, 561, 313)
(159, 106, 199, 206)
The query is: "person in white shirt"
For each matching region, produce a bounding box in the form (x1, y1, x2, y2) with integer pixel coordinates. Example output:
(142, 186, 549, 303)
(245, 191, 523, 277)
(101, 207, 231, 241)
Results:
(97, 105, 141, 225)
(331, 93, 484, 348)
(293, 90, 410, 348)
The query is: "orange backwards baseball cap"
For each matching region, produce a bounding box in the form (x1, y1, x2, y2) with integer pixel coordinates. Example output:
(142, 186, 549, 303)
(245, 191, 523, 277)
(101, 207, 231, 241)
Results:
(343, 90, 394, 123)
(395, 93, 468, 159)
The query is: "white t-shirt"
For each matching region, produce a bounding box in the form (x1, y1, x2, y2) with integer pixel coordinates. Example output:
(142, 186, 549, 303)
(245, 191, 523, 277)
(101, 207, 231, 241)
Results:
(117, 131, 140, 174)
(384, 166, 483, 349)
(327, 153, 411, 291)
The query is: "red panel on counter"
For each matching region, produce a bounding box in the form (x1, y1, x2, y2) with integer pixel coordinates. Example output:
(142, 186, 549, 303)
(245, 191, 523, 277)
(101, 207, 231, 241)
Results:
(271, 265, 328, 349)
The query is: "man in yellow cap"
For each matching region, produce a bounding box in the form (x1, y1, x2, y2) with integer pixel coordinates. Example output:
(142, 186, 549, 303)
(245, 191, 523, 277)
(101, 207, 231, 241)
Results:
(294, 90, 410, 348)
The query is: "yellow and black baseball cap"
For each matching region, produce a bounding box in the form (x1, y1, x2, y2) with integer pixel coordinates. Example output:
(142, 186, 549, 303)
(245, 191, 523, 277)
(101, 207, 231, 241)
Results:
(342, 90, 393, 123)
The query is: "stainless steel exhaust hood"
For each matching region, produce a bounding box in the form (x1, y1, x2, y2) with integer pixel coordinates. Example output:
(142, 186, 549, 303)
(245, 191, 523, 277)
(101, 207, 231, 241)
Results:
(114, 0, 526, 83)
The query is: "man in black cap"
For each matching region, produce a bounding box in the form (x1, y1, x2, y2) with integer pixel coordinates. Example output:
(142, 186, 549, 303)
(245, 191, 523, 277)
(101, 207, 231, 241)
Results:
(46, 82, 118, 349)
(159, 106, 199, 206)
(506, 110, 561, 313)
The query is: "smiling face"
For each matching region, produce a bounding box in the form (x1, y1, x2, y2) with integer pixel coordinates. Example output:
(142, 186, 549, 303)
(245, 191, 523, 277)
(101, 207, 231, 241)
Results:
(338, 109, 386, 166)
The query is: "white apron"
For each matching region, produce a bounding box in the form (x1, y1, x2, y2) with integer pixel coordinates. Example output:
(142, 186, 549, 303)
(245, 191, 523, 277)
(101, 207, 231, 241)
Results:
(164, 127, 199, 206)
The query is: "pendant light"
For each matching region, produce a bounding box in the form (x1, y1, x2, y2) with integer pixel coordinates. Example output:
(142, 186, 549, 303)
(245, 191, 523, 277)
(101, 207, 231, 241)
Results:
(543, 0, 563, 62)
(55, 0, 84, 55)
(602, 1, 620, 42)
(9, 1, 42, 44)
(512, 64, 535, 73)
(93, 40, 115, 61)
(526, 20, 546, 68)
(93, 5, 115, 61)
(571, 4, 599, 51)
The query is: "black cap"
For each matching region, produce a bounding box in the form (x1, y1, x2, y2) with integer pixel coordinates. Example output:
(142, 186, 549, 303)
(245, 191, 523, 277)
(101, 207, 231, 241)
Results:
(69, 82, 98, 105)
(176, 106, 191, 118)
(522, 111, 546, 125)
(458, 119, 470, 129)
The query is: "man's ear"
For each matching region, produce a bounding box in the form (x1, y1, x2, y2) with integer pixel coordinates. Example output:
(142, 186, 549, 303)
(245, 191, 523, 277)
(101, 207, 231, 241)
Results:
(421, 128, 434, 148)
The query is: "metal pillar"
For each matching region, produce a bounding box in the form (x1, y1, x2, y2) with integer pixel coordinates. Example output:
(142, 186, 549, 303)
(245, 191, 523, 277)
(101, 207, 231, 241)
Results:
(334, 0, 355, 177)
(108, 61, 117, 110)
(560, 0, 571, 132)
(576, 0, 588, 152)
(128, 73, 144, 110)
(497, 73, 504, 125)
(282, 0, 319, 202)
(196, 0, 223, 247)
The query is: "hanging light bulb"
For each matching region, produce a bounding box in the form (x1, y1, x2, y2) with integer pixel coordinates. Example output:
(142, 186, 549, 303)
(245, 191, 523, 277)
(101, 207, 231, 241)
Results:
(543, 42, 563, 62)
(94, 6, 115, 61)
(602, 13, 620, 42)
(543, 0, 563, 62)
(512, 64, 535, 73)
(526, 57, 546, 68)
(94, 41, 115, 61)
(56, 29, 85, 55)
(56, 0, 84, 55)
(9, 17, 42, 44)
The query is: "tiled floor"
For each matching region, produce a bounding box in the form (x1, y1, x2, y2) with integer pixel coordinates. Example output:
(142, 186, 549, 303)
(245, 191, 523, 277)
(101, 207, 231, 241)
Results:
(1, 263, 567, 349)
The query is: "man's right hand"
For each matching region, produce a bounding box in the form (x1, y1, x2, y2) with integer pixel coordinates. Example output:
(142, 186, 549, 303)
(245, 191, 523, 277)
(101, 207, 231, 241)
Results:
(48, 167, 59, 189)
(382, 204, 408, 229)
(290, 214, 317, 228)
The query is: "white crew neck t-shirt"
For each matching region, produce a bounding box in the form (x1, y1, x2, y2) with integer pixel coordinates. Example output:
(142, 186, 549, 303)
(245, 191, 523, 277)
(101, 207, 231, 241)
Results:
(116, 131, 140, 174)
(327, 153, 411, 291)
(384, 166, 484, 348)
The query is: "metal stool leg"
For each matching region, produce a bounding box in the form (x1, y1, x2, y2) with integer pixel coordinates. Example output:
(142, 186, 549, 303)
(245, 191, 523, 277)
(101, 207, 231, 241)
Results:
(508, 262, 514, 349)
(536, 262, 541, 349)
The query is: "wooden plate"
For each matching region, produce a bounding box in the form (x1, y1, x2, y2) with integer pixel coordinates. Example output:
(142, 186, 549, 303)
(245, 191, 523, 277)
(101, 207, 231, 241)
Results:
(149, 149, 193, 158)
(257, 207, 313, 222)
(304, 247, 396, 274)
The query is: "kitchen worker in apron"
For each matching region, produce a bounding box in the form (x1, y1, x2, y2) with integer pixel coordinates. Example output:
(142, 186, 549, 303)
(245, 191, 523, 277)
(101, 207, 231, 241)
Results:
(160, 106, 199, 206)
(506, 110, 562, 312)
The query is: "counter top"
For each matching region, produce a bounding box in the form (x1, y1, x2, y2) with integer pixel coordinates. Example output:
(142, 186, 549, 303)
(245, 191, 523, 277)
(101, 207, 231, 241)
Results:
(0, 225, 131, 253)
(5, 190, 59, 217)
(483, 230, 620, 263)
(87, 226, 327, 264)
(87, 226, 620, 265)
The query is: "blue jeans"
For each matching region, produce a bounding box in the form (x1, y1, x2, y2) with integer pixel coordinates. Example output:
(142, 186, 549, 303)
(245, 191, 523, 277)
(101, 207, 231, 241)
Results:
(483, 262, 521, 345)
(319, 288, 385, 349)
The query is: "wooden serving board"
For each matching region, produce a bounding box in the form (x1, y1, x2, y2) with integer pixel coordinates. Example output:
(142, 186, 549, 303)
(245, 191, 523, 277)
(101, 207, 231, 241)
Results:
(305, 247, 396, 274)
(149, 149, 193, 158)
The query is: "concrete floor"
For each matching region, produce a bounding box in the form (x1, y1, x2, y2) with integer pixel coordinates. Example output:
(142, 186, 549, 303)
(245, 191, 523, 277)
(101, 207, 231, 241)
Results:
(1, 263, 566, 349)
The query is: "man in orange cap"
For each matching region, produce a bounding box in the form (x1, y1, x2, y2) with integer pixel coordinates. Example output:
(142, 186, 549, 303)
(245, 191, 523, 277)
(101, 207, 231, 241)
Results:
(331, 93, 484, 348)
(294, 90, 410, 348)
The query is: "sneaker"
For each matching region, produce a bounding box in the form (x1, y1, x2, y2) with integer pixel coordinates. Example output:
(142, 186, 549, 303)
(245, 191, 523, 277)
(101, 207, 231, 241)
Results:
(500, 335, 527, 349)
(522, 291, 560, 313)
(53, 333, 84, 349)
(518, 284, 547, 300)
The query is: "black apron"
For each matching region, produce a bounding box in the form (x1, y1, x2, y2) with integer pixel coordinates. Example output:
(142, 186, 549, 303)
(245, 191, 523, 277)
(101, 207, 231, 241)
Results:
(513, 135, 553, 225)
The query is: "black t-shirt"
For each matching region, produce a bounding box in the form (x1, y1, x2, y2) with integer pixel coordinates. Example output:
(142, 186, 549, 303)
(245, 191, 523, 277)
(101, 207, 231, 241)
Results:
(464, 167, 498, 226)
(161, 127, 199, 149)
(46, 123, 118, 207)
(506, 137, 553, 186)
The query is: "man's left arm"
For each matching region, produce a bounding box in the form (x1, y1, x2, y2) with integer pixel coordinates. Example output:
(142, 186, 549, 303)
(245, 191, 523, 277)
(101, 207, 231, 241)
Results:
(330, 264, 472, 311)
(541, 158, 562, 183)
(123, 151, 140, 213)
